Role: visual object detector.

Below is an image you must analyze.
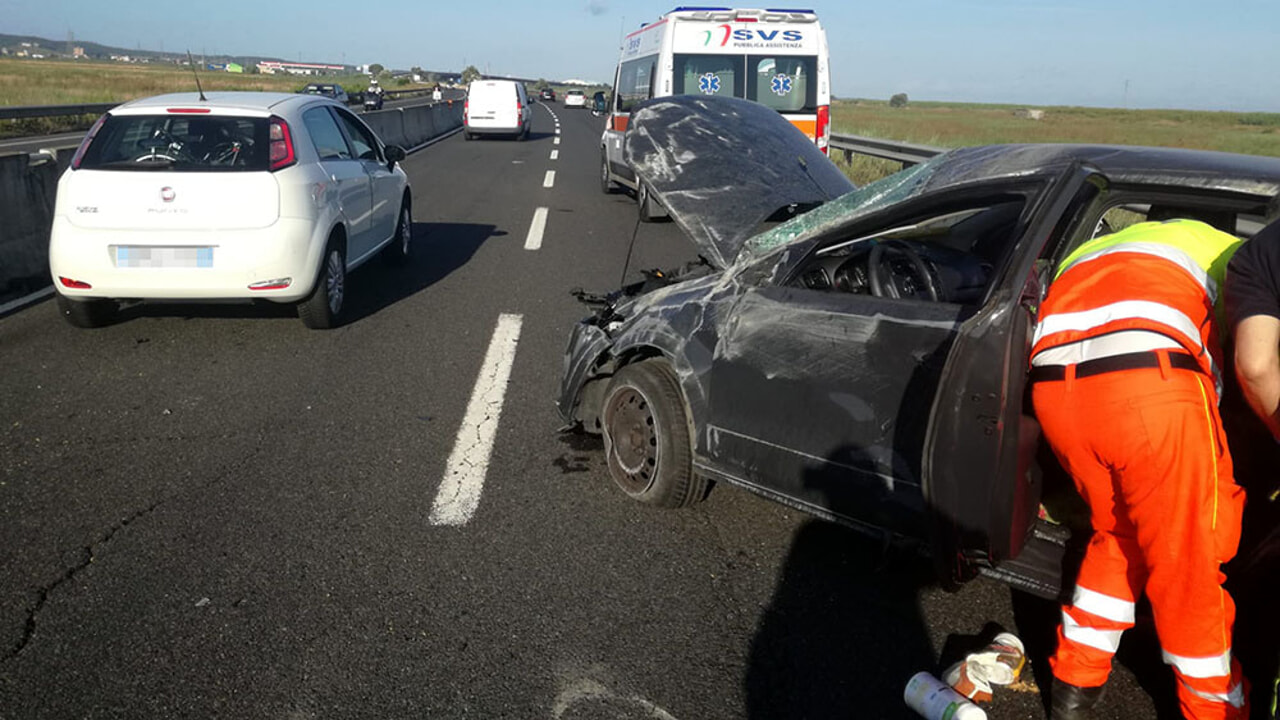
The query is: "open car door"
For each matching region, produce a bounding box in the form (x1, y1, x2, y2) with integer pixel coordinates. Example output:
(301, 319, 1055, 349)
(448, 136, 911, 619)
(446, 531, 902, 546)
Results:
(924, 165, 1110, 598)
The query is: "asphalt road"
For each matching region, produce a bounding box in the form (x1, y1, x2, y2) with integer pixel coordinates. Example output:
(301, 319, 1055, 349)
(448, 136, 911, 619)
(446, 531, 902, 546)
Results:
(0, 103, 1173, 718)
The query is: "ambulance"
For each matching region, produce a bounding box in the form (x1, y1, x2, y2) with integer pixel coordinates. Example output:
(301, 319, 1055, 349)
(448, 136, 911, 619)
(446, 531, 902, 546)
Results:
(600, 7, 831, 211)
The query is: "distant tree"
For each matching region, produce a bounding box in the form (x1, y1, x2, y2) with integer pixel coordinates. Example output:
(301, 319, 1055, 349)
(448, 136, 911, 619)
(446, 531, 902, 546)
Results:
(889, 92, 909, 108)
(534, 78, 549, 90)
(411, 65, 424, 76)
(461, 65, 482, 84)
(368, 63, 385, 76)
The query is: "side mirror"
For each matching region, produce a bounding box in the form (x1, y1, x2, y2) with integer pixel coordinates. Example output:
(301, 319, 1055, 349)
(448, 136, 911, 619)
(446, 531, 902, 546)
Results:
(385, 144, 406, 167)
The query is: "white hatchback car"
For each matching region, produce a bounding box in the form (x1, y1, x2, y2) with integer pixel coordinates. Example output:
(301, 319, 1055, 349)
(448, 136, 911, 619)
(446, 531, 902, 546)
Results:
(50, 91, 413, 329)
(563, 90, 586, 109)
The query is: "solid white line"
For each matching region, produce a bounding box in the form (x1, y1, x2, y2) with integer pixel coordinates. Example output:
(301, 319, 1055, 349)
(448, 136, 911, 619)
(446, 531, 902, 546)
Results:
(554, 137, 560, 145)
(525, 207, 548, 250)
(429, 313, 524, 526)
(0, 286, 54, 317)
(550, 150, 559, 160)
(543, 170, 556, 188)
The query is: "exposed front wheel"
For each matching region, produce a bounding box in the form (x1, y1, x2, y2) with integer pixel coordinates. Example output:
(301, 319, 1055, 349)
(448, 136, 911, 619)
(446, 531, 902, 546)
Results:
(54, 293, 117, 328)
(298, 239, 346, 329)
(601, 360, 706, 508)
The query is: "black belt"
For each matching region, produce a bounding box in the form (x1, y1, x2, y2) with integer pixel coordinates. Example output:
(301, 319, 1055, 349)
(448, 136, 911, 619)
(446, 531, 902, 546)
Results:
(1029, 350, 1203, 382)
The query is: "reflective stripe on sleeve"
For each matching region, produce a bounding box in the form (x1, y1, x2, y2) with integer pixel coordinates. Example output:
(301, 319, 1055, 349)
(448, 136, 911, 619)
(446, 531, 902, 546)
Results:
(1032, 300, 1204, 352)
(1061, 242, 1218, 304)
(1072, 586, 1136, 624)
(1163, 649, 1233, 679)
(1061, 612, 1123, 654)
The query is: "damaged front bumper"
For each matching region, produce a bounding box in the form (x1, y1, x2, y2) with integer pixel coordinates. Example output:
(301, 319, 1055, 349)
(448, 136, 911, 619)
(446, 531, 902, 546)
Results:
(557, 319, 615, 428)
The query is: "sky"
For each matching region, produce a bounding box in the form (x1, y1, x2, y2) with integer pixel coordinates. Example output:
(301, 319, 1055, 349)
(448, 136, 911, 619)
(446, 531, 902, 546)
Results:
(3, 0, 1277, 112)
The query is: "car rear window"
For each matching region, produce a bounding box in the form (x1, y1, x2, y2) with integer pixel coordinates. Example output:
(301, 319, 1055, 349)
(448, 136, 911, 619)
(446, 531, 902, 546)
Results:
(77, 114, 270, 171)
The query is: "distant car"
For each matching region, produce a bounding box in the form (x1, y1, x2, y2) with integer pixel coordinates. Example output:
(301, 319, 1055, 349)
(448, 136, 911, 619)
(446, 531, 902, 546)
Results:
(541, 88, 556, 102)
(300, 83, 349, 104)
(564, 89, 586, 109)
(50, 91, 413, 329)
(464, 80, 531, 141)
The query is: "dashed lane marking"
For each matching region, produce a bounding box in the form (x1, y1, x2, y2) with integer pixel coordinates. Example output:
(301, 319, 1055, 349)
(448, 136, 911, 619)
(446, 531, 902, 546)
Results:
(429, 313, 524, 526)
(524, 207, 548, 250)
(554, 138, 560, 145)
(543, 170, 556, 188)
(550, 150, 559, 160)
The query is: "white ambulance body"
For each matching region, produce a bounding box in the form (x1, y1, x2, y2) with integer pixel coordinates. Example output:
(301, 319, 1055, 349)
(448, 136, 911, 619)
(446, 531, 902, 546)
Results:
(601, 7, 831, 198)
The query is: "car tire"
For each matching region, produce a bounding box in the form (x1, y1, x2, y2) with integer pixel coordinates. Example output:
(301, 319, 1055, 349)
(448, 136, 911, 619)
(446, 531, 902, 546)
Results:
(638, 182, 661, 223)
(54, 293, 116, 328)
(464, 130, 473, 141)
(601, 360, 706, 508)
(381, 201, 412, 267)
(298, 237, 346, 329)
(600, 151, 619, 194)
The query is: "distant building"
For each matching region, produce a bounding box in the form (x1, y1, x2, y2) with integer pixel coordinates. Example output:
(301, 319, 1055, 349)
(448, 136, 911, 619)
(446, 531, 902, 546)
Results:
(257, 60, 346, 76)
(72, 46, 85, 58)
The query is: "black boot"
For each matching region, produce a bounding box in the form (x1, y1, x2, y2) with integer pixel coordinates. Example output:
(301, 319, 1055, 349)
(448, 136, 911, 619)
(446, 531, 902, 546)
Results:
(1050, 678, 1106, 720)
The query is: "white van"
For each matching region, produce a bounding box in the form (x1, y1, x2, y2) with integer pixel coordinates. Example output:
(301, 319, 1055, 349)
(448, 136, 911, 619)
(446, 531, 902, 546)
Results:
(600, 7, 831, 214)
(464, 80, 531, 141)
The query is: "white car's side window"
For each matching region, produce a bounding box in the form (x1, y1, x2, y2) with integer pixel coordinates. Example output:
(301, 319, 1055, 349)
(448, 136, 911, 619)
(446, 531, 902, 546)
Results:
(302, 107, 352, 161)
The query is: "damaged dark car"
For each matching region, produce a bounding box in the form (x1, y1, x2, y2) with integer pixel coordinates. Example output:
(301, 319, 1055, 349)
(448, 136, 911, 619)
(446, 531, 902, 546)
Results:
(557, 96, 1280, 609)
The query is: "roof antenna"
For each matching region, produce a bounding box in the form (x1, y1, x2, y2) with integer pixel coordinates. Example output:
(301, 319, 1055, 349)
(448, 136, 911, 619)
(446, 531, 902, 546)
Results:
(186, 50, 207, 102)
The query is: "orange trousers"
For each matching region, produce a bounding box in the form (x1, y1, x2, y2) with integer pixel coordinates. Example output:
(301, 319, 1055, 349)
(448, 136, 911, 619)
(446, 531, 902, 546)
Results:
(1031, 356, 1248, 719)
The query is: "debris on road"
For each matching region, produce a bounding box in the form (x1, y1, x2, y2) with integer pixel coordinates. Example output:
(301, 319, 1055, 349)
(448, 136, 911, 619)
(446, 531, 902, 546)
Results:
(904, 671, 987, 720)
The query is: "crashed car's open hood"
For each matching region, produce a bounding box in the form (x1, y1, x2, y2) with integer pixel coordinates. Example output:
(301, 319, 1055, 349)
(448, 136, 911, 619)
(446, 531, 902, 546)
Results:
(625, 96, 855, 268)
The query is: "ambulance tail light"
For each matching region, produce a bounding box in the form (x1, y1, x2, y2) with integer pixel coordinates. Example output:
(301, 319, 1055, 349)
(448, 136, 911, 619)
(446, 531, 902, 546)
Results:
(816, 104, 830, 155)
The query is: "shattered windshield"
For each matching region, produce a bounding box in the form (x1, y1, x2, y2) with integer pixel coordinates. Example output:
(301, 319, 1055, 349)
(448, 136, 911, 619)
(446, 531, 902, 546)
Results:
(741, 156, 944, 262)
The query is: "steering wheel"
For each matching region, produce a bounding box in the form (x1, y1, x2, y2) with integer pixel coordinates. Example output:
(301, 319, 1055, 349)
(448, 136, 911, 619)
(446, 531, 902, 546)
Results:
(867, 239, 940, 301)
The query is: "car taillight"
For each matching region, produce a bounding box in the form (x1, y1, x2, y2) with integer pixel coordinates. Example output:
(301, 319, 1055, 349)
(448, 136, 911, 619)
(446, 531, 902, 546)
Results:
(816, 104, 830, 155)
(464, 99, 469, 121)
(58, 277, 92, 289)
(70, 114, 108, 170)
(269, 115, 296, 171)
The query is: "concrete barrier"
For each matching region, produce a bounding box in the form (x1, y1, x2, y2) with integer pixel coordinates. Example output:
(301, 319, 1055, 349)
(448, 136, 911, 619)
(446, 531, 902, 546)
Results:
(0, 151, 68, 303)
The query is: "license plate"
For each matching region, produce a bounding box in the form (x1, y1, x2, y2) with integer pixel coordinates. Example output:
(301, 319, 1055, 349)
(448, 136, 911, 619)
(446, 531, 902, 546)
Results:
(114, 246, 213, 268)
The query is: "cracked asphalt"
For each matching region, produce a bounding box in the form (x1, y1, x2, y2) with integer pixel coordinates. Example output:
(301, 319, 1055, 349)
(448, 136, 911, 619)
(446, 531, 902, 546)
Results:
(0, 104, 1175, 718)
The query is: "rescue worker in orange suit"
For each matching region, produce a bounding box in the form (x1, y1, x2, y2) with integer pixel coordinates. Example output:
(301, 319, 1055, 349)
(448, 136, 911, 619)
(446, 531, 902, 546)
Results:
(1030, 218, 1249, 719)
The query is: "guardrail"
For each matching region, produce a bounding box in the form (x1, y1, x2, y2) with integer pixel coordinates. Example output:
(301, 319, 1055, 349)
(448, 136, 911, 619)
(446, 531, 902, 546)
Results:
(0, 103, 117, 121)
(1, 88, 437, 122)
(829, 133, 942, 166)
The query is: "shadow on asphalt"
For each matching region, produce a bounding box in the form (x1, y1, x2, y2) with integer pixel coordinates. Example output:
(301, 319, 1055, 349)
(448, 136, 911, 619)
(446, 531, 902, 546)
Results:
(102, 222, 501, 326)
(343, 221, 502, 322)
(744, 518, 936, 718)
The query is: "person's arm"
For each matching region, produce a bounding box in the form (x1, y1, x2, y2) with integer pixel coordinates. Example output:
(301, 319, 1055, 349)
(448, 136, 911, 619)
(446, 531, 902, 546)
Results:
(1234, 314, 1280, 441)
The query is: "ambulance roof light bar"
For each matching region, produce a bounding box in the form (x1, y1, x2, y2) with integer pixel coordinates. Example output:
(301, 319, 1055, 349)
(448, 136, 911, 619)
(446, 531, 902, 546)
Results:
(667, 7, 817, 22)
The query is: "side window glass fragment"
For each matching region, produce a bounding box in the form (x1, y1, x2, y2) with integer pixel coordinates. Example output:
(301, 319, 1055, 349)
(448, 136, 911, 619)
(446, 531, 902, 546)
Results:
(302, 107, 352, 160)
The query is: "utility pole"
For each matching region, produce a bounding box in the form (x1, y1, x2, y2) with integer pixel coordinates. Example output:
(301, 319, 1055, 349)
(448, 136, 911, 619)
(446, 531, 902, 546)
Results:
(1123, 79, 1130, 109)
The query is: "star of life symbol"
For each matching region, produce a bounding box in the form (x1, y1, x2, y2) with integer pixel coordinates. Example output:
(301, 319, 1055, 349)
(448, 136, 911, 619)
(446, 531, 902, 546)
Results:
(771, 74, 793, 96)
(698, 73, 721, 94)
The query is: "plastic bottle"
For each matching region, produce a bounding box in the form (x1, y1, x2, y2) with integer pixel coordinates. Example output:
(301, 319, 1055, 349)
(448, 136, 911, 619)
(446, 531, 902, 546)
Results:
(904, 671, 988, 720)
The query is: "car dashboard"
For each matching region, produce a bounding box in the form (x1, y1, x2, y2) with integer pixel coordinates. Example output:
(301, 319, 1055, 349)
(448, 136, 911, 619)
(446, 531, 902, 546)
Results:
(794, 239, 993, 305)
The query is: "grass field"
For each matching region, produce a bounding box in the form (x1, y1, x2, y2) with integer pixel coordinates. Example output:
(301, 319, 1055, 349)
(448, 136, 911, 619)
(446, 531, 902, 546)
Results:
(0, 58, 381, 138)
(832, 99, 1280, 157)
